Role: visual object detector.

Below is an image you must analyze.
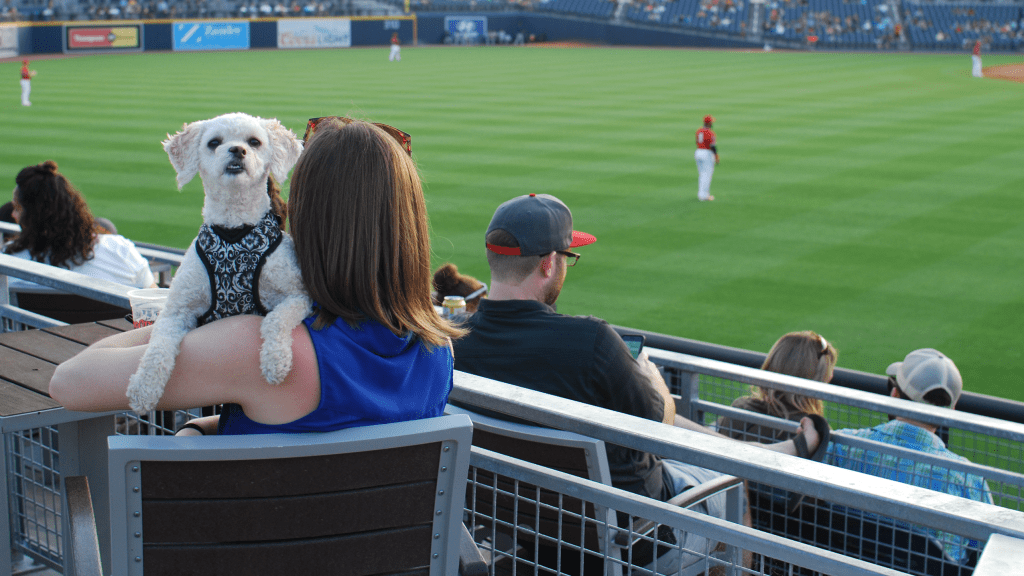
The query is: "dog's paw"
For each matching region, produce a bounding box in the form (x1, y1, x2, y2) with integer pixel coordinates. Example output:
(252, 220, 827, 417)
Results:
(126, 371, 163, 415)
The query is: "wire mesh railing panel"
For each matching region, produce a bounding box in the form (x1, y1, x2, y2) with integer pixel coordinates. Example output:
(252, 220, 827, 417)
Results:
(465, 464, 754, 576)
(657, 362, 1024, 514)
(465, 450, 901, 576)
(946, 429, 1024, 476)
(6, 427, 63, 571)
(4, 407, 208, 571)
(745, 478, 983, 576)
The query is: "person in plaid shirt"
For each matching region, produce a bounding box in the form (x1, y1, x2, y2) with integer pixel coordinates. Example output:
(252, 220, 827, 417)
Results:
(826, 348, 993, 564)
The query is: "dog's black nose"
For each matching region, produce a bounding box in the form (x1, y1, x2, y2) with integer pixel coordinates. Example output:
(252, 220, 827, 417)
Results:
(228, 146, 246, 158)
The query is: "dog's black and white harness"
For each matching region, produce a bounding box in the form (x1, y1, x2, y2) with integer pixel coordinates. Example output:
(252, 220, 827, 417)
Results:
(194, 210, 283, 327)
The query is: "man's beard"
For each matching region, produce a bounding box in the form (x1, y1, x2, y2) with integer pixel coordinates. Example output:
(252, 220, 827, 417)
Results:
(541, 257, 565, 306)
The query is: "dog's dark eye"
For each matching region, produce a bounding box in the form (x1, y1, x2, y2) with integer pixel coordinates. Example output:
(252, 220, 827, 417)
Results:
(207, 139, 221, 150)
(248, 138, 261, 147)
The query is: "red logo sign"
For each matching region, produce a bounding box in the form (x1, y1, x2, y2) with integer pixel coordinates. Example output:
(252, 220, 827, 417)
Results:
(66, 26, 140, 50)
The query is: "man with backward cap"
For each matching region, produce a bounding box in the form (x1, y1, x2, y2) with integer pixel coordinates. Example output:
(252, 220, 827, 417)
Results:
(452, 193, 826, 574)
(826, 348, 994, 564)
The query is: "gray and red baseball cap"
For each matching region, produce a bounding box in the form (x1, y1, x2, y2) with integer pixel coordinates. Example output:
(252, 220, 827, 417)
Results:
(486, 193, 596, 257)
(886, 348, 963, 408)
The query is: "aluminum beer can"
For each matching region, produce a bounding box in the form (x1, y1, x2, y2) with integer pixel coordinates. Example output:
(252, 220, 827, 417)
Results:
(442, 295, 467, 318)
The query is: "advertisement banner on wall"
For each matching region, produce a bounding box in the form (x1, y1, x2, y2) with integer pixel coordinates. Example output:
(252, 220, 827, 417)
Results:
(173, 21, 249, 51)
(444, 16, 487, 42)
(0, 27, 16, 59)
(278, 19, 351, 49)
(64, 25, 142, 53)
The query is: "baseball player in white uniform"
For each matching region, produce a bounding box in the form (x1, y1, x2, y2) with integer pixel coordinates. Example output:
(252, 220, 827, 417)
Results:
(694, 115, 719, 201)
(971, 40, 983, 78)
(20, 60, 36, 107)
(389, 33, 401, 62)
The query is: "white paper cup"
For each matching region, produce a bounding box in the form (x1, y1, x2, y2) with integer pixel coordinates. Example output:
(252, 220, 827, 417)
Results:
(127, 288, 170, 329)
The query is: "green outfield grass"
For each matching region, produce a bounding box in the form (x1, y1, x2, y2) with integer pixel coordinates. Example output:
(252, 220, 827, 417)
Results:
(3, 47, 1022, 401)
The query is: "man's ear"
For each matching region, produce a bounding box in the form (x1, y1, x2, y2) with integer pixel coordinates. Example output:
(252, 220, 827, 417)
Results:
(890, 386, 901, 399)
(540, 252, 555, 277)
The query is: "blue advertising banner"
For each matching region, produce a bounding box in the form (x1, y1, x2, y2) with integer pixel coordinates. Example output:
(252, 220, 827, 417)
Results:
(443, 16, 487, 43)
(173, 21, 249, 51)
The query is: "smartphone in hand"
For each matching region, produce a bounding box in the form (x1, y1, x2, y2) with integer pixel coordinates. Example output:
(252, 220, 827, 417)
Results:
(621, 334, 645, 359)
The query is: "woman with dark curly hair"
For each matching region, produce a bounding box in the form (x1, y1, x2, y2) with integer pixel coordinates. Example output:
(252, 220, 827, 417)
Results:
(4, 160, 155, 290)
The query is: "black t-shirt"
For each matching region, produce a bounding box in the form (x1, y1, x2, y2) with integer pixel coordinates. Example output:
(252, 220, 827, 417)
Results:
(452, 298, 669, 500)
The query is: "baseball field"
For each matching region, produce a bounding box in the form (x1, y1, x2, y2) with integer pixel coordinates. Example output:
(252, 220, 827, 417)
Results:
(3, 46, 1023, 402)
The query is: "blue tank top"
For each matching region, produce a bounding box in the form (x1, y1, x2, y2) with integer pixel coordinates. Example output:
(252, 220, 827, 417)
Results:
(218, 314, 454, 435)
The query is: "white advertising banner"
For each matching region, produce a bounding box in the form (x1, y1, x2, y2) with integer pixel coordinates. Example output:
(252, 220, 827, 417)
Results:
(0, 26, 18, 59)
(278, 19, 351, 49)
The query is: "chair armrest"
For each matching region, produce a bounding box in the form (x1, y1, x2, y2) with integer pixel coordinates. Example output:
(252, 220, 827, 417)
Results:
(64, 476, 103, 576)
(613, 475, 743, 547)
(459, 523, 489, 576)
(665, 475, 744, 509)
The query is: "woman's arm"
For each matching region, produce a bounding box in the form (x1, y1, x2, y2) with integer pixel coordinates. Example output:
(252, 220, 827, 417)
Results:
(175, 415, 220, 436)
(49, 315, 319, 423)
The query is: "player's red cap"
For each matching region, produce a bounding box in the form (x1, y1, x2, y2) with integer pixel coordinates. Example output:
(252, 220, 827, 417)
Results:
(22, 59, 28, 65)
(704, 115, 715, 124)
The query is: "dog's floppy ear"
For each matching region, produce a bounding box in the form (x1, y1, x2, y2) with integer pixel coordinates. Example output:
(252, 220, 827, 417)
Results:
(263, 118, 303, 183)
(162, 120, 205, 190)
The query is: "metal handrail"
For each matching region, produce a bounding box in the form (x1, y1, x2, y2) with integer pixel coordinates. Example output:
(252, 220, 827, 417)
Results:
(648, 347, 1024, 442)
(0, 254, 133, 308)
(450, 370, 1024, 546)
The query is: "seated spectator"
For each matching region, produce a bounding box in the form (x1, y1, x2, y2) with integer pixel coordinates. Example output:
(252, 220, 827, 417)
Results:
(4, 160, 156, 291)
(50, 119, 463, 436)
(431, 262, 487, 313)
(826, 348, 993, 564)
(718, 331, 837, 443)
(452, 193, 828, 574)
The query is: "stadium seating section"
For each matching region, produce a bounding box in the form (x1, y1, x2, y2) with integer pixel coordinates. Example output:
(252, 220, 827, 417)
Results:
(3, 0, 1022, 51)
(905, 2, 1023, 51)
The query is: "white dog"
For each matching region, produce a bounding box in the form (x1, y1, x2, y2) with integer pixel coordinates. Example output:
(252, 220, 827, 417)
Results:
(126, 112, 310, 414)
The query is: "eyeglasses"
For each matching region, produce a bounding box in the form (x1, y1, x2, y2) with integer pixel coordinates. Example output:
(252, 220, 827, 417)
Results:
(557, 250, 580, 267)
(303, 116, 412, 155)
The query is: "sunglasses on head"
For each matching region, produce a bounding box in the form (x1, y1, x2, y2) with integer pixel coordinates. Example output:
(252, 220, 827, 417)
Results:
(303, 116, 412, 155)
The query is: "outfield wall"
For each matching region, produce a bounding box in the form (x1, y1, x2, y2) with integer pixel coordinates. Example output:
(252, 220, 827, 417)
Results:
(7, 13, 754, 56)
(415, 13, 756, 47)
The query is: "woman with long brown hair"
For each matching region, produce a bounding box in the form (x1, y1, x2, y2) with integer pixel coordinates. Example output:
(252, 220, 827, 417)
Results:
(50, 118, 463, 435)
(717, 330, 837, 443)
(5, 160, 155, 290)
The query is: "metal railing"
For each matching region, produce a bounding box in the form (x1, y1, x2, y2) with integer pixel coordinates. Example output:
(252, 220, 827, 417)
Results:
(466, 447, 906, 576)
(645, 348, 1024, 574)
(4, 241, 1024, 574)
(450, 370, 1024, 576)
(647, 348, 1024, 501)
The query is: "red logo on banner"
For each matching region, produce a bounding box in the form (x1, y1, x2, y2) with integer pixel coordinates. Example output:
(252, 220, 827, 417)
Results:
(69, 29, 115, 48)
(66, 26, 139, 50)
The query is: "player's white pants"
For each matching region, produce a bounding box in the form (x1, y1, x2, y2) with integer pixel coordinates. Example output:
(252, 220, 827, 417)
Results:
(20, 79, 31, 106)
(972, 55, 983, 78)
(694, 149, 715, 200)
(389, 45, 401, 61)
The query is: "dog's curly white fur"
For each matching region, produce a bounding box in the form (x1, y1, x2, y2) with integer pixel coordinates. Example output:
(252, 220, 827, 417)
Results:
(126, 112, 311, 414)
